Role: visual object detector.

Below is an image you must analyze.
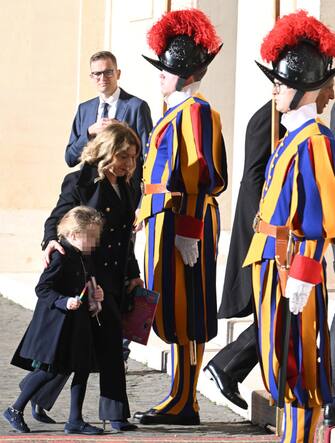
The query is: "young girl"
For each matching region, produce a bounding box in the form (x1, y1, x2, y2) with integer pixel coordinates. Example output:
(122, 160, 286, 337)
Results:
(4, 206, 105, 435)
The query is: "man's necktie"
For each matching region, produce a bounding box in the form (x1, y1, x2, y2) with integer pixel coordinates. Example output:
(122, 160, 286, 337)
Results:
(102, 102, 109, 119)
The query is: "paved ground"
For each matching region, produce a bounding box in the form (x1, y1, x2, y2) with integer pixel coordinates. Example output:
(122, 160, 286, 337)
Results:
(0, 295, 279, 442)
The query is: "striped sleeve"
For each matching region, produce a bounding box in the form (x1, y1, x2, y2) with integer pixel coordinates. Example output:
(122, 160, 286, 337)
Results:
(289, 134, 335, 283)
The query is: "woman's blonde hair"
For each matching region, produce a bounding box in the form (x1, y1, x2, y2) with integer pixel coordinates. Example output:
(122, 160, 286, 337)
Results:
(80, 122, 141, 182)
(57, 206, 104, 239)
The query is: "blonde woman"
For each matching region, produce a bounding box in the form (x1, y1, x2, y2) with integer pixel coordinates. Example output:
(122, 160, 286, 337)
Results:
(38, 123, 143, 432)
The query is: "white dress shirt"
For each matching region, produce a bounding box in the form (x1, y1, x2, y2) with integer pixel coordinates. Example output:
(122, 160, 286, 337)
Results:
(97, 87, 121, 121)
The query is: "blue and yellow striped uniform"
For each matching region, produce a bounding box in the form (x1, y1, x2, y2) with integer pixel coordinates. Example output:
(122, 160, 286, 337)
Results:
(244, 117, 335, 442)
(138, 93, 227, 415)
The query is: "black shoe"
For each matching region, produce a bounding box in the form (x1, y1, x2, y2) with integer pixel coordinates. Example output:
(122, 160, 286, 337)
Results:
(324, 404, 335, 427)
(133, 409, 155, 420)
(111, 420, 137, 431)
(204, 362, 248, 410)
(3, 407, 30, 433)
(139, 410, 200, 426)
(31, 402, 56, 424)
(64, 421, 104, 435)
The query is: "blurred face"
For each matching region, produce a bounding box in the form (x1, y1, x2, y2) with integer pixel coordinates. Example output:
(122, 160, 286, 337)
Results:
(109, 144, 137, 178)
(316, 79, 334, 114)
(272, 80, 296, 113)
(68, 226, 101, 254)
(159, 70, 180, 97)
(90, 58, 121, 97)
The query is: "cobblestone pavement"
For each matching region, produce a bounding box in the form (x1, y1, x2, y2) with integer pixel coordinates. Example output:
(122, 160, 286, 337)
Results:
(0, 296, 278, 442)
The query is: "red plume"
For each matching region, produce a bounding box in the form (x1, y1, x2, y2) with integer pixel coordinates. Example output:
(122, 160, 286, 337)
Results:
(147, 9, 222, 55)
(261, 10, 335, 62)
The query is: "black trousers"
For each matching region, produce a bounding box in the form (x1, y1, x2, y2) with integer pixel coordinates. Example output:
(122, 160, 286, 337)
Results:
(211, 323, 258, 383)
(22, 294, 130, 421)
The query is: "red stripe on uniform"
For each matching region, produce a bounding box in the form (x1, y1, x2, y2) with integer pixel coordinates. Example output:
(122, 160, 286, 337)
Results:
(190, 103, 209, 185)
(176, 215, 204, 239)
(289, 255, 322, 284)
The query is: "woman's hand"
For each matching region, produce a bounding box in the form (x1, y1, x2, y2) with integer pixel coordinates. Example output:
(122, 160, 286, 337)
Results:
(43, 240, 65, 268)
(133, 209, 143, 233)
(94, 285, 104, 302)
(66, 296, 82, 310)
(127, 277, 144, 293)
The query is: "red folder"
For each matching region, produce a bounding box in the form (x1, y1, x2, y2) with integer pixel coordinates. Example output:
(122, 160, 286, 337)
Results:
(122, 287, 160, 345)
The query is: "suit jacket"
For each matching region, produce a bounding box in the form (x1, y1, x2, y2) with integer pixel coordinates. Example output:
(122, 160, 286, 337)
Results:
(65, 88, 153, 206)
(218, 101, 285, 318)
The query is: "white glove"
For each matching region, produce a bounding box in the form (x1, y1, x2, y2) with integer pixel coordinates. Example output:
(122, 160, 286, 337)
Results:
(285, 276, 314, 315)
(175, 235, 199, 267)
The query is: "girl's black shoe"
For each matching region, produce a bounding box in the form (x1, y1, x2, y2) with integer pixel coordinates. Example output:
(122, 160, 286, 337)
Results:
(3, 407, 30, 433)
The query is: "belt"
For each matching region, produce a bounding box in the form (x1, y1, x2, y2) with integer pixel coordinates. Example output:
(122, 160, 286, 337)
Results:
(144, 183, 182, 196)
(253, 213, 288, 239)
(253, 213, 294, 294)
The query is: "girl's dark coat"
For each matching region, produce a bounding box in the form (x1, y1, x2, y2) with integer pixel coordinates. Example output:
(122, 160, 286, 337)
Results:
(12, 241, 96, 373)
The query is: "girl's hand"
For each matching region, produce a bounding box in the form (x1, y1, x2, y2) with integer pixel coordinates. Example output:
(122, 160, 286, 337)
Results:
(66, 296, 82, 310)
(94, 285, 104, 302)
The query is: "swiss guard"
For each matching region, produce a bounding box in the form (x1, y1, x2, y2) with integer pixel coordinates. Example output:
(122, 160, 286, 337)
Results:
(244, 10, 335, 443)
(134, 9, 227, 425)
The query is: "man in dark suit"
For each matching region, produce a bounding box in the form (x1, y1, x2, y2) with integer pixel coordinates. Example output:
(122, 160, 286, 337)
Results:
(65, 50, 153, 206)
(204, 80, 334, 411)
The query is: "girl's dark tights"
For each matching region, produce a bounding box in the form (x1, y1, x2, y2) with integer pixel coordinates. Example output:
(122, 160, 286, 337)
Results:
(14, 369, 89, 423)
(13, 369, 56, 412)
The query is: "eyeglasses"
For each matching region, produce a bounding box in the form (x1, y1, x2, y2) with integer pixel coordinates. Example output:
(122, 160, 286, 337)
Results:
(273, 82, 286, 94)
(90, 69, 115, 79)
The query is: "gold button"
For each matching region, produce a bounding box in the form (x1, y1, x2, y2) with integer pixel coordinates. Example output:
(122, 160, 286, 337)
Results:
(268, 175, 272, 180)
(146, 143, 149, 147)
(275, 153, 279, 158)
(110, 228, 114, 232)
(106, 207, 111, 212)
(270, 164, 274, 169)
(108, 244, 112, 248)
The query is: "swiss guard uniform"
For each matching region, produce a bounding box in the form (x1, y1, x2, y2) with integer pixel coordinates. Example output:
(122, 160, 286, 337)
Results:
(244, 11, 335, 443)
(135, 9, 227, 425)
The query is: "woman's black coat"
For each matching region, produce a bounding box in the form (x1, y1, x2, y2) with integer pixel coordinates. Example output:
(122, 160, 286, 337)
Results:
(12, 241, 96, 373)
(218, 101, 286, 318)
(42, 162, 140, 306)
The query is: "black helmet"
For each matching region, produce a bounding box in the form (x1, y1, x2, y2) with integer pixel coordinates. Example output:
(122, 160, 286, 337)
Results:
(257, 10, 335, 94)
(143, 9, 222, 80)
(143, 34, 222, 79)
(256, 39, 335, 92)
